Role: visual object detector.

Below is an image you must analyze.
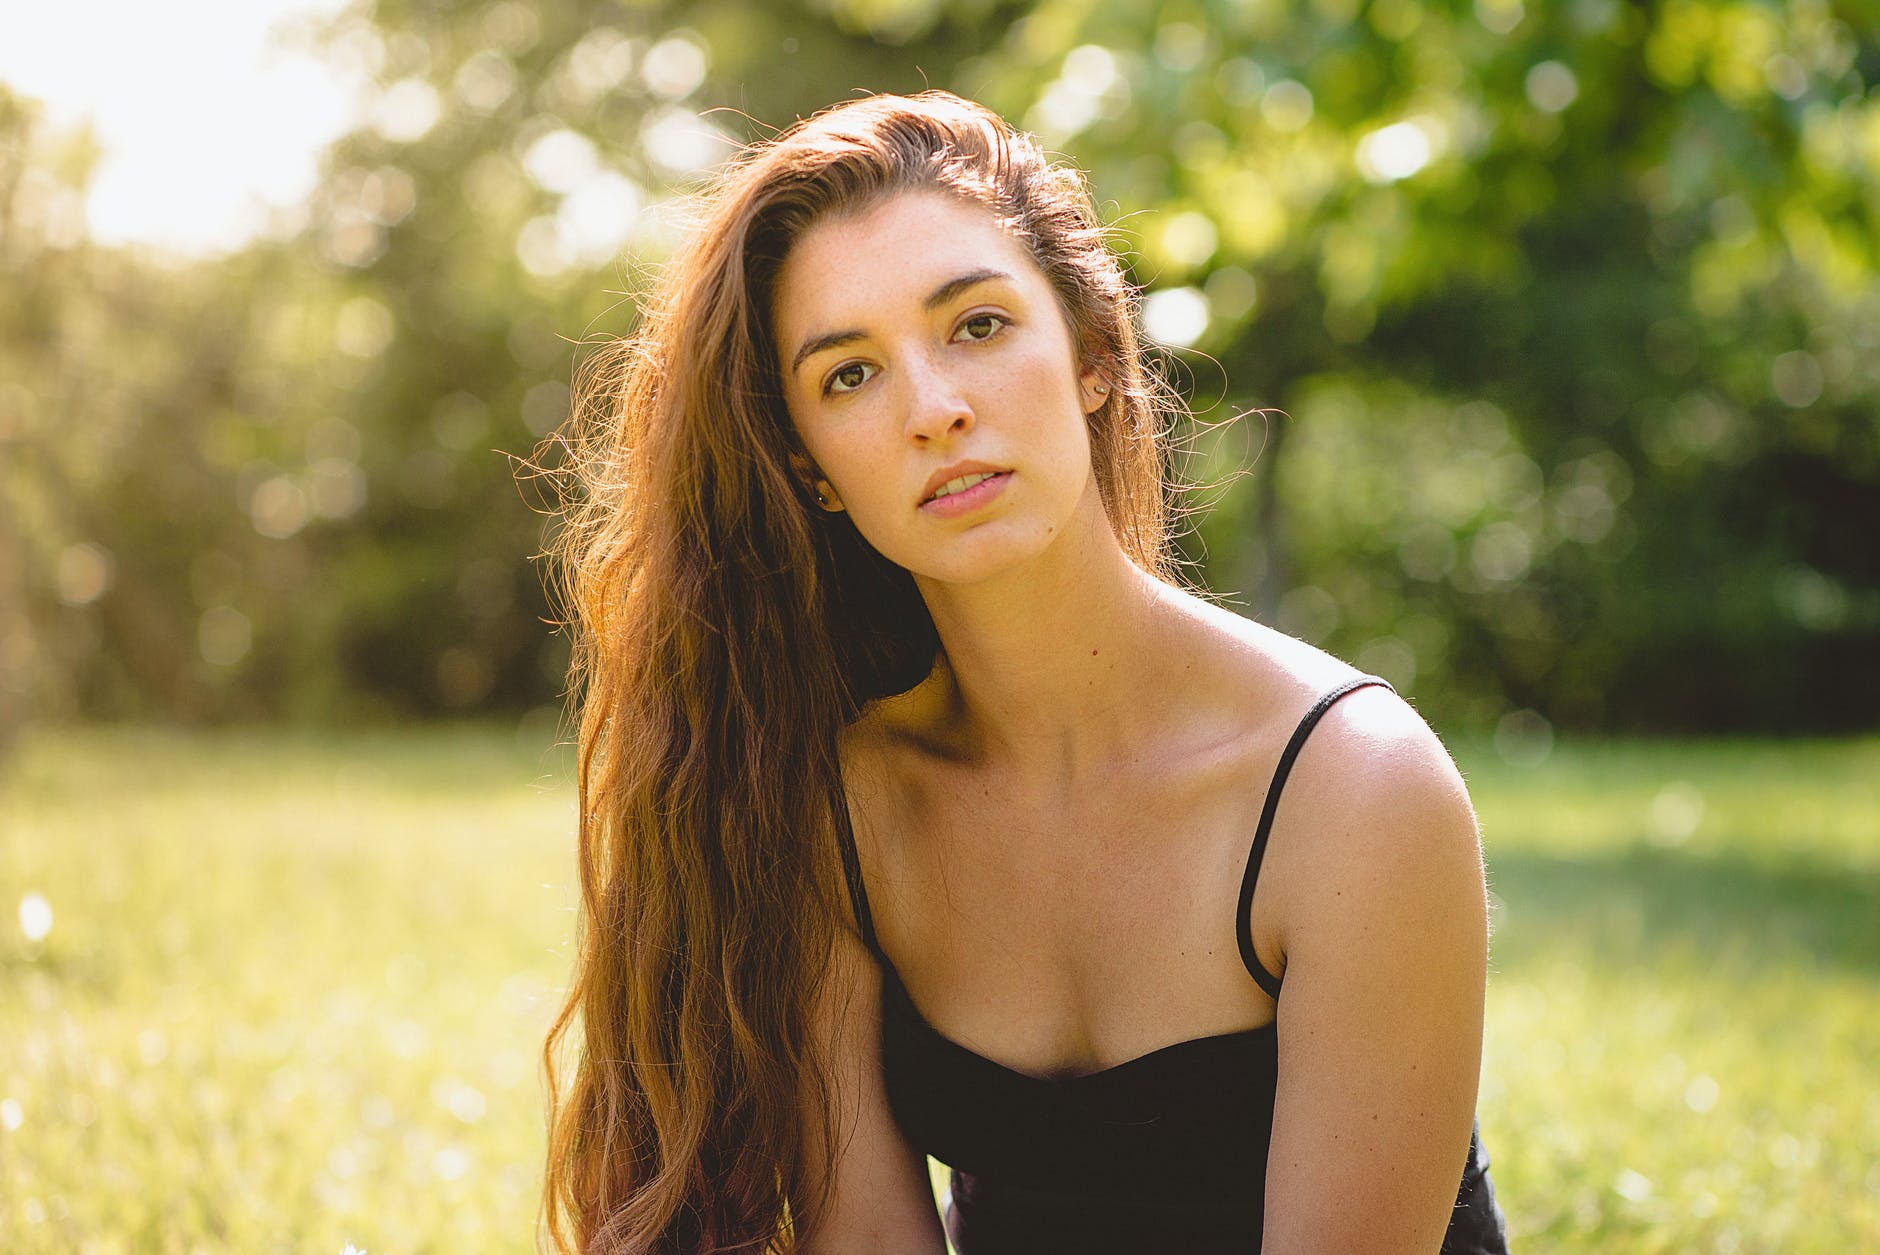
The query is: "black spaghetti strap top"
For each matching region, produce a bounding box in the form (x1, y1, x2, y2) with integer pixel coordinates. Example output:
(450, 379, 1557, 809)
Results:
(838, 676, 1509, 1254)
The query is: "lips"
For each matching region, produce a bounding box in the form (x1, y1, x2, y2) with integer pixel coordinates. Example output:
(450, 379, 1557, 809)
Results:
(926, 470, 1002, 502)
(919, 459, 1010, 505)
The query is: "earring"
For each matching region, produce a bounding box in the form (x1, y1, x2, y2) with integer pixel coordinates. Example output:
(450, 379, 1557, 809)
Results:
(1094, 383, 1109, 395)
(815, 489, 828, 506)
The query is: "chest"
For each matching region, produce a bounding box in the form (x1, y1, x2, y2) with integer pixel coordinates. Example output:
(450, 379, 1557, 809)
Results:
(848, 742, 1282, 1076)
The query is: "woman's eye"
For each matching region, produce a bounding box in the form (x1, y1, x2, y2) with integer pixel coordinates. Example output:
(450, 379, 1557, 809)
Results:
(956, 314, 1006, 342)
(826, 362, 876, 394)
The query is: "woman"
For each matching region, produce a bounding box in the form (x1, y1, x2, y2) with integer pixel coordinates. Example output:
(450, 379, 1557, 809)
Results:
(541, 91, 1508, 1254)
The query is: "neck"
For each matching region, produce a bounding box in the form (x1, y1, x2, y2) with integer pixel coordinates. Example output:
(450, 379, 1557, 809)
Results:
(911, 484, 1178, 785)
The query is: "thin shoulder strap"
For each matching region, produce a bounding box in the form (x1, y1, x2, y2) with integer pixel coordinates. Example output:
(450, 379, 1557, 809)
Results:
(1236, 675, 1394, 996)
(831, 786, 882, 956)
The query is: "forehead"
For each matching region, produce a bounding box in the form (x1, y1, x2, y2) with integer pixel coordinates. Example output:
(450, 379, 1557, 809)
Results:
(771, 191, 1046, 333)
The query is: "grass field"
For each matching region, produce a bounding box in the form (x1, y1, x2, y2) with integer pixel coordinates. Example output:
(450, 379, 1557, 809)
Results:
(2, 724, 1876, 1253)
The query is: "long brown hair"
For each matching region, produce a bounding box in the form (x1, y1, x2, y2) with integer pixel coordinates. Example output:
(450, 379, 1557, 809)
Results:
(539, 91, 1178, 1254)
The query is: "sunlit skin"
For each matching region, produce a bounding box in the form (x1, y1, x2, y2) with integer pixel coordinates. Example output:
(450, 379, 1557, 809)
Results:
(776, 193, 1105, 579)
(776, 191, 1489, 1254)
(774, 190, 1170, 772)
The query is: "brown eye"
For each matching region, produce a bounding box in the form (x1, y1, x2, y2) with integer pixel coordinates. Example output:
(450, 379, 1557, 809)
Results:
(956, 314, 1005, 342)
(826, 362, 877, 394)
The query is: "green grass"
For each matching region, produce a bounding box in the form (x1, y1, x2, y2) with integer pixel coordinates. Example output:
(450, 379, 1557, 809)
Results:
(2, 726, 1876, 1252)
(0, 726, 577, 1254)
(1458, 738, 1880, 1253)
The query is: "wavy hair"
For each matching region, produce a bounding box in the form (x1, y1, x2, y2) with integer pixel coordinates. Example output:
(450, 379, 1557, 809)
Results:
(539, 91, 1179, 1254)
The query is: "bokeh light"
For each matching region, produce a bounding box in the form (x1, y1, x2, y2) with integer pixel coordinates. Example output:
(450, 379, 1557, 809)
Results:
(18, 892, 53, 942)
(1141, 286, 1210, 348)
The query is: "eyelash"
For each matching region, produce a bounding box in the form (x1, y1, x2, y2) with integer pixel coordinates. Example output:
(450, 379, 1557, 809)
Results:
(820, 313, 1011, 396)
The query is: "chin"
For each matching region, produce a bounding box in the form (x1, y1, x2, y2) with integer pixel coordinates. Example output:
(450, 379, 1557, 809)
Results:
(901, 521, 1073, 588)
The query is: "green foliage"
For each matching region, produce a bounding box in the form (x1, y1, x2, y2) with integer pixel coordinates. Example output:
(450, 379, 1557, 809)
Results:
(3, 726, 1876, 1249)
(2, 0, 1877, 729)
(961, 0, 1880, 731)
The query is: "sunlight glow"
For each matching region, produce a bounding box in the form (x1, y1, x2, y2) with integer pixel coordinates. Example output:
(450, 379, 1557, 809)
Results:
(0, 0, 362, 255)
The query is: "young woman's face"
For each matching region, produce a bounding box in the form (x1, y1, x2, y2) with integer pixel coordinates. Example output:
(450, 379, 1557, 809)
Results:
(771, 191, 1107, 586)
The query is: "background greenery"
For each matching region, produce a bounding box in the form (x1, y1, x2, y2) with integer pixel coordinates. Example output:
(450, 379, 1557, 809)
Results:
(3, 0, 1876, 738)
(4, 727, 1876, 1251)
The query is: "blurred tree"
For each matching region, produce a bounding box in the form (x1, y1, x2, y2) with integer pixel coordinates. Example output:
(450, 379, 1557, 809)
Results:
(962, 0, 1880, 731)
(3, 0, 1876, 733)
(2, 89, 232, 725)
(2, 1, 1024, 724)
(254, 0, 1033, 715)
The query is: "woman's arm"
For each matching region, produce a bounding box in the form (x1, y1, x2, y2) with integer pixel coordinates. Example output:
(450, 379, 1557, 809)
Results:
(1259, 690, 1490, 1254)
(796, 924, 949, 1254)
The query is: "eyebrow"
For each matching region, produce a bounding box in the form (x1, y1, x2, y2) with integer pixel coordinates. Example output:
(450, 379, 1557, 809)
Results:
(788, 268, 1016, 376)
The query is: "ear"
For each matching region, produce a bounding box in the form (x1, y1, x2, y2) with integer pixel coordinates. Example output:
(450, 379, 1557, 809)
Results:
(812, 477, 846, 513)
(788, 450, 846, 513)
(1078, 367, 1112, 413)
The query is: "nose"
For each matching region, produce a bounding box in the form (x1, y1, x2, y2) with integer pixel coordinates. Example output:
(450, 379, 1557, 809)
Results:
(901, 353, 973, 443)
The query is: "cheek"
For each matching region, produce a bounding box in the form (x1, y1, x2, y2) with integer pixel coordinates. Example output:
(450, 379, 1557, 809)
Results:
(974, 331, 1081, 410)
(789, 401, 855, 476)
(797, 416, 897, 519)
(1013, 345, 1095, 452)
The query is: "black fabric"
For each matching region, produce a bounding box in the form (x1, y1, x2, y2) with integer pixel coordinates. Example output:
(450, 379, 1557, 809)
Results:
(841, 676, 1510, 1253)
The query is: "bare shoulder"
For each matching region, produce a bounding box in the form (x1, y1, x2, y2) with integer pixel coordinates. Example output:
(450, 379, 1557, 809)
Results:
(1247, 674, 1488, 1015)
(1254, 675, 1483, 932)
(1181, 588, 1477, 852)
(1239, 641, 1491, 1249)
(1302, 682, 1477, 847)
(833, 691, 943, 887)
(1172, 594, 1487, 989)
